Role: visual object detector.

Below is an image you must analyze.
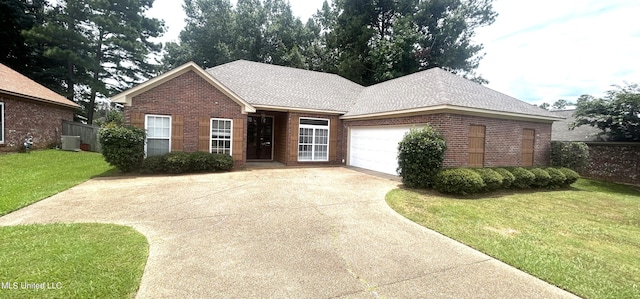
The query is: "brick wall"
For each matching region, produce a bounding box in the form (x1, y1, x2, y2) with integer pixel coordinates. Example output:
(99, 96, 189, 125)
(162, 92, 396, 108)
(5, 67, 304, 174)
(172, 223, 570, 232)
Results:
(285, 112, 343, 166)
(0, 95, 74, 152)
(124, 70, 247, 165)
(583, 143, 640, 185)
(343, 113, 552, 167)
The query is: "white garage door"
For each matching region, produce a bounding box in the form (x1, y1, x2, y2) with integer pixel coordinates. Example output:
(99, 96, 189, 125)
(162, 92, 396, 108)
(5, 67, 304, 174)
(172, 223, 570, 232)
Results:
(349, 126, 414, 175)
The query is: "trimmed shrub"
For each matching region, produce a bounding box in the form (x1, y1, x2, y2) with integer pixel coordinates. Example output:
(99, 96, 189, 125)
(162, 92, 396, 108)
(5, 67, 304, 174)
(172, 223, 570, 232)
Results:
(558, 167, 580, 186)
(140, 155, 165, 174)
(493, 168, 515, 189)
(507, 167, 535, 189)
(545, 167, 567, 188)
(397, 126, 447, 189)
(473, 168, 503, 191)
(550, 141, 589, 171)
(190, 152, 234, 172)
(211, 153, 234, 171)
(434, 168, 485, 195)
(163, 152, 192, 174)
(529, 168, 551, 188)
(99, 125, 145, 172)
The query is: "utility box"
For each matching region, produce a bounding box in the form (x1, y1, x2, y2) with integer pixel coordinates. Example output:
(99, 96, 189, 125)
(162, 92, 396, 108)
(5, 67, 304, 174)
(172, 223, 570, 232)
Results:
(61, 135, 81, 151)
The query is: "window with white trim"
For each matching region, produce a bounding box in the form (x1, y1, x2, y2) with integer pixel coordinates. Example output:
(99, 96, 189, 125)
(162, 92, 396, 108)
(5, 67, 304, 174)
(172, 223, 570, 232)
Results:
(145, 115, 171, 156)
(211, 118, 233, 155)
(298, 118, 329, 161)
(0, 102, 4, 144)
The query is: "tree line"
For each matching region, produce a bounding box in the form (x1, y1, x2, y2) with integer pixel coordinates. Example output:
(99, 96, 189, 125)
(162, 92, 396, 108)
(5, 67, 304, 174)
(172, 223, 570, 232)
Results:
(1, 0, 497, 124)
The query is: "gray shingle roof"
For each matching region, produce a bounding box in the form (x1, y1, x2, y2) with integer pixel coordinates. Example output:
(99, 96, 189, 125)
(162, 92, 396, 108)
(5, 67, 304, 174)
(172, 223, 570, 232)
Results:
(207, 60, 559, 119)
(551, 110, 605, 141)
(346, 68, 557, 118)
(207, 60, 362, 112)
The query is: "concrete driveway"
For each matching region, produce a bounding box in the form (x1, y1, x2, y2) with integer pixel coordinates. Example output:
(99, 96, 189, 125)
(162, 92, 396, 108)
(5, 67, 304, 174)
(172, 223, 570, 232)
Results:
(0, 167, 578, 298)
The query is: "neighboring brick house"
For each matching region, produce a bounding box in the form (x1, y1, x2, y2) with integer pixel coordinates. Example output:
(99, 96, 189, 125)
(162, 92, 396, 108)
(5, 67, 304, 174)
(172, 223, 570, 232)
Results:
(0, 63, 79, 152)
(112, 60, 560, 175)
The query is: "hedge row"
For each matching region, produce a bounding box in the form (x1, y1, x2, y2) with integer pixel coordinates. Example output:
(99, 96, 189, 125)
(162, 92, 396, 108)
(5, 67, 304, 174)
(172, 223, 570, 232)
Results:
(141, 152, 234, 174)
(434, 167, 580, 195)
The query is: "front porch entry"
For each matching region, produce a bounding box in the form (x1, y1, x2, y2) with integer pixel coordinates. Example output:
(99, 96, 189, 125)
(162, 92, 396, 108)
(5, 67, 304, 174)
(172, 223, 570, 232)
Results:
(246, 115, 273, 160)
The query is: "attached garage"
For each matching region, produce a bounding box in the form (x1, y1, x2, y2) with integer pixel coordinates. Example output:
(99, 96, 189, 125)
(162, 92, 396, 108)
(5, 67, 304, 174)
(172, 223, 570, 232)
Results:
(348, 125, 423, 175)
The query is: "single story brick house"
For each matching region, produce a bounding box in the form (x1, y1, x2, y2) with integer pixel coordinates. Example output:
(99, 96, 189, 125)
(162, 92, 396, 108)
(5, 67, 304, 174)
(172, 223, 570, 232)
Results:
(0, 63, 79, 152)
(112, 60, 561, 175)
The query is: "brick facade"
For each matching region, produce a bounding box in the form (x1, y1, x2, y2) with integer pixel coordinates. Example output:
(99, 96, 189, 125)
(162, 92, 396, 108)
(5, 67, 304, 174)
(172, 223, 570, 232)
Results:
(343, 113, 552, 167)
(0, 94, 74, 152)
(583, 143, 640, 185)
(124, 70, 247, 166)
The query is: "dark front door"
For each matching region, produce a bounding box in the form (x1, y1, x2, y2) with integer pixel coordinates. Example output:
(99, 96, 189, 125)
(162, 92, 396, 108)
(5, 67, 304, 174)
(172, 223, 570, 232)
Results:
(247, 115, 273, 160)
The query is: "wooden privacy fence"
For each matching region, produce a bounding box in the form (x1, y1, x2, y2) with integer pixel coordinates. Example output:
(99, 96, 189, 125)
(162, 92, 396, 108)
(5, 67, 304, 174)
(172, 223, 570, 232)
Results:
(62, 121, 101, 152)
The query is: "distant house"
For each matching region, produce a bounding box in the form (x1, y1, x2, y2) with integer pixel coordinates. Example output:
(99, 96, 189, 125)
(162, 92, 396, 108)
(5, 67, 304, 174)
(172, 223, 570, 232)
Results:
(112, 60, 561, 175)
(550, 109, 604, 142)
(0, 63, 79, 151)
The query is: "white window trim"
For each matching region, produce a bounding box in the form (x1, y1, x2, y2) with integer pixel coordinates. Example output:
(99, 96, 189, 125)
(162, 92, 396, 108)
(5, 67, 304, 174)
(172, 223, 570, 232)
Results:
(0, 102, 4, 144)
(145, 114, 172, 157)
(298, 117, 330, 162)
(210, 118, 233, 156)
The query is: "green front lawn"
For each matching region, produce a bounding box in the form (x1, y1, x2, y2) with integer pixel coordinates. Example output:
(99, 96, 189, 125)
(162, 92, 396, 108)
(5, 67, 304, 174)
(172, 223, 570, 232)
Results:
(0, 224, 148, 298)
(386, 179, 640, 299)
(0, 150, 115, 216)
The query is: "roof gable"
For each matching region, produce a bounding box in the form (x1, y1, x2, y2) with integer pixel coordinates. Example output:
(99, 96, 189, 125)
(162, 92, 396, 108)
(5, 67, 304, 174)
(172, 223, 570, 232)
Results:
(111, 62, 256, 114)
(0, 63, 78, 108)
(207, 60, 363, 113)
(345, 68, 560, 120)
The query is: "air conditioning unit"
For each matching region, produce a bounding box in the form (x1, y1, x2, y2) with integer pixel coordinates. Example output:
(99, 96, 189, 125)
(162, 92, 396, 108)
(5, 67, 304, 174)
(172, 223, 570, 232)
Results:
(61, 135, 81, 151)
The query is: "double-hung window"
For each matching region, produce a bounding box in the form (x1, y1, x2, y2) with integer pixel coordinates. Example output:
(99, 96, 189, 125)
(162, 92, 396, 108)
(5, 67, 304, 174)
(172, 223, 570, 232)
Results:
(0, 102, 4, 144)
(146, 115, 171, 156)
(298, 118, 329, 161)
(211, 118, 233, 155)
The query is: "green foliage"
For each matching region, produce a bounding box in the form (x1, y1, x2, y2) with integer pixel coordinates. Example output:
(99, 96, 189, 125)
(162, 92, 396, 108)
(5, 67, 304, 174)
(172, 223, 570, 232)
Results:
(545, 167, 567, 188)
(142, 151, 234, 174)
(434, 168, 485, 195)
(21, 0, 165, 124)
(529, 168, 551, 188)
(473, 168, 503, 191)
(572, 84, 640, 141)
(550, 141, 589, 171)
(94, 110, 124, 127)
(558, 167, 580, 186)
(493, 168, 515, 189)
(99, 125, 145, 172)
(507, 167, 536, 189)
(397, 126, 447, 188)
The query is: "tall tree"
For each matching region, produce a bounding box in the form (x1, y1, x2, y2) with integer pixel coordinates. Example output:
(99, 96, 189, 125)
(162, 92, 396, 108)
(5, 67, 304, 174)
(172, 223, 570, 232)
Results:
(25, 0, 165, 124)
(572, 84, 640, 141)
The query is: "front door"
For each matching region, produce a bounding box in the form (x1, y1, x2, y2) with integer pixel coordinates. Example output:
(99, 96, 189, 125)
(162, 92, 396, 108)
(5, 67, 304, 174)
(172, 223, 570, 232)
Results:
(247, 115, 273, 160)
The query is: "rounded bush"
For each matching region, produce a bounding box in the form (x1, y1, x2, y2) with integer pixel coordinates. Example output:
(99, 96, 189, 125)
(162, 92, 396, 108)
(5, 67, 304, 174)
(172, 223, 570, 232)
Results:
(434, 168, 485, 195)
(473, 168, 503, 191)
(99, 125, 145, 172)
(545, 167, 567, 188)
(163, 152, 192, 174)
(140, 155, 165, 174)
(529, 168, 551, 188)
(493, 168, 515, 189)
(397, 126, 447, 189)
(507, 167, 535, 189)
(558, 167, 580, 186)
(551, 141, 589, 171)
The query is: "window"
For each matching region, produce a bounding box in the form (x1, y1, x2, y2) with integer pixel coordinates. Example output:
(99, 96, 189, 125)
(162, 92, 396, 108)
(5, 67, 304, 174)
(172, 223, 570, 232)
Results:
(145, 115, 171, 157)
(0, 102, 4, 144)
(211, 118, 233, 155)
(298, 118, 329, 161)
(522, 129, 535, 166)
(468, 125, 486, 167)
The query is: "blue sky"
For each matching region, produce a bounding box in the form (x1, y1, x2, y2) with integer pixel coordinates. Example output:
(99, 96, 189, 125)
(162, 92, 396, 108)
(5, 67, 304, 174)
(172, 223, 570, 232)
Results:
(147, 0, 640, 104)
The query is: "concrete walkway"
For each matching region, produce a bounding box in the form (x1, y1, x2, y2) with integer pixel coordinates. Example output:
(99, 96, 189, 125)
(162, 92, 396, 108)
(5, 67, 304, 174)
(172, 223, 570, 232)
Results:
(0, 167, 579, 298)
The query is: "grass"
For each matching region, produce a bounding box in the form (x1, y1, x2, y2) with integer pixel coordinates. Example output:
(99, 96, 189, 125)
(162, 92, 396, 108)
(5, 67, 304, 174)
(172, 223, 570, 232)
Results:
(0, 150, 148, 298)
(386, 179, 640, 299)
(0, 223, 148, 298)
(0, 150, 115, 216)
